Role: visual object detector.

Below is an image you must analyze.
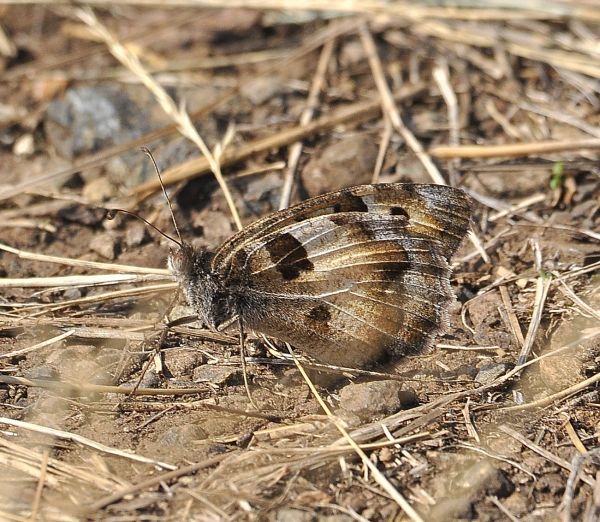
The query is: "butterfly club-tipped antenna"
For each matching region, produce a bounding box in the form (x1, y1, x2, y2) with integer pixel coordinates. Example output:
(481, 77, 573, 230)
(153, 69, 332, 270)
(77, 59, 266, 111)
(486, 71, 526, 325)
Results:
(105, 207, 183, 248)
(104, 148, 186, 249)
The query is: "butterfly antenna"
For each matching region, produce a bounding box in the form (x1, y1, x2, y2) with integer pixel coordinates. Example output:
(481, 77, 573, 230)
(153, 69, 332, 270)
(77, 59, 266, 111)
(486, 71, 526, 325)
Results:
(141, 146, 184, 245)
(105, 208, 183, 248)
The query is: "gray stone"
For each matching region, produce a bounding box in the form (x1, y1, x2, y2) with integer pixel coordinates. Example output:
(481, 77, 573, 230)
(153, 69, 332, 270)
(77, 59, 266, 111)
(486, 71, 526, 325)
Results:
(124, 220, 150, 248)
(163, 348, 205, 378)
(193, 365, 241, 385)
(241, 76, 286, 105)
(301, 133, 378, 197)
(475, 363, 512, 384)
(62, 287, 82, 301)
(25, 365, 59, 380)
(338, 380, 414, 420)
(160, 423, 207, 446)
(89, 232, 118, 260)
(45, 85, 151, 159)
(455, 460, 514, 498)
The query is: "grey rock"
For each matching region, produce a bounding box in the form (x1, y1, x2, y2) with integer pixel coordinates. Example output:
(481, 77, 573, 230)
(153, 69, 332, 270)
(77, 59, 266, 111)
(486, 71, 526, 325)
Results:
(119, 370, 161, 390)
(45, 85, 151, 159)
(82, 175, 115, 203)
(125, 220, 150, 248)
(193, 365, 241, 385)
(430, 460, 513, 520)
(338, 380, 415, 420)
(46, 345, 110, 385)
(160, 423, 207, 446)
(241, 76, 286, 105)
(62, 287, 82, 301)
(139, 370, 161, 389)
(163, 348, 205, 378)
(429, 496, 473, 521)
(25, 366, 59, 380)
(301, 133, 378, 197)
(90, 232, 118, 260)
(455, 460, 514, 498)
(475, 362, 512, 384)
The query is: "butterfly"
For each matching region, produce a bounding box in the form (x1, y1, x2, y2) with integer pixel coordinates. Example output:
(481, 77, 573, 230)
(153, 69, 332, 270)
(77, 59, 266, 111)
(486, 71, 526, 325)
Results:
(167, 183, 472, 370)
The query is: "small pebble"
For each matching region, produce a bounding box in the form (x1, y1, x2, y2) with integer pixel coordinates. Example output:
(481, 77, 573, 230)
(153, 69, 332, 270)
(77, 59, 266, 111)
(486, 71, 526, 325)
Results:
(475, 362, 512, 384)
(192, 365, 241, 385)
(90, 233, 118, 260)
(338, 380, 416, 421)
(13, 134, 34, 156)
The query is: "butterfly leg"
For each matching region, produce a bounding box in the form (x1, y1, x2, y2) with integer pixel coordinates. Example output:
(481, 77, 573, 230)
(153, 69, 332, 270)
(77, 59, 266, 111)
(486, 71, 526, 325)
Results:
(116, 288, 181, 404)
(238, 316, 259, 411)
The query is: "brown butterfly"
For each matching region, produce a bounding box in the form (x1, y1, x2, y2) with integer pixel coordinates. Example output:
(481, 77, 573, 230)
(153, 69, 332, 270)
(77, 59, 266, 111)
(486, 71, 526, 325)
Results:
(168, 183, 472, 370)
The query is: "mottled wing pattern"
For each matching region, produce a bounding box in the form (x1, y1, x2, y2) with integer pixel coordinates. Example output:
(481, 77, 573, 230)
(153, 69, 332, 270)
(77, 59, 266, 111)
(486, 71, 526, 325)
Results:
(214, 184, 470, 272)
(212, 184, 471, 368)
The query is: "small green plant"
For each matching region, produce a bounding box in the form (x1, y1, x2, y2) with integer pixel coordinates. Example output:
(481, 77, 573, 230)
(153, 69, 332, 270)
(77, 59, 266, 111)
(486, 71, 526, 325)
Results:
(550, 161, 564, 190)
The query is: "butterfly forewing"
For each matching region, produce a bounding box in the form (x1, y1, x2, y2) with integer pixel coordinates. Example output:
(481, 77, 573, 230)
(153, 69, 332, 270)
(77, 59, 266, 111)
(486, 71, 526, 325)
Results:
(207, 184, 471, 369)
(213, 183, 471, 275)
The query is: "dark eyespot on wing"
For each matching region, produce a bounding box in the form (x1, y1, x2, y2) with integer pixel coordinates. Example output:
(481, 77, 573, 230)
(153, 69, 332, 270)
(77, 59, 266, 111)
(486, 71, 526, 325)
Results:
(308, 304, 331, 322)
(332, 193, 369, 213)
(265, 232, 314, 281)
(389, 206, 409, 218)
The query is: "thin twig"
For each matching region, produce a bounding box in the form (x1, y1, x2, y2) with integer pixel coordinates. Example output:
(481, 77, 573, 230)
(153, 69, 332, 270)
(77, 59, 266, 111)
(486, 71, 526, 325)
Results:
(499, 425, 594, 487)
(372, 116, 393, 184)
(0, 416, 176, 470)
(359, 22, 445, 185)
(0, 241, 169, 275)
(279, 37, 335, 209)
(517, 272, 552, 366)
(431, 138, 600, 159)
(286, 343, 425, 522)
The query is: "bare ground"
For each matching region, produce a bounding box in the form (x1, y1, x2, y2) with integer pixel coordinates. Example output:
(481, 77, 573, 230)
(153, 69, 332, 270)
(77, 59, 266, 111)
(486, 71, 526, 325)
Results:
(1, 3, 600, 521)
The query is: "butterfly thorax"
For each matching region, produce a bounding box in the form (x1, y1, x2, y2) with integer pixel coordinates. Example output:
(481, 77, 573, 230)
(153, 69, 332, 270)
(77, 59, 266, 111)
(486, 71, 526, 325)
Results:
(168, 243, 236, 331)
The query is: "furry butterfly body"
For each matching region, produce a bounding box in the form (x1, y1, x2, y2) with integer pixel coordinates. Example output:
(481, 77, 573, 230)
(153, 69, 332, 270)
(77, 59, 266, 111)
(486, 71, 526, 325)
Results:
(168, 183, 472, 369)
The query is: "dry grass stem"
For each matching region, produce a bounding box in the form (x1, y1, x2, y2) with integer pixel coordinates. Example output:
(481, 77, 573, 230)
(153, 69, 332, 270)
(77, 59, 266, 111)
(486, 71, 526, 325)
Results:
(371, 116, 392, 184)
(286, 344, 425, 522)
(0, 330, 74, 359)
(359, 23, 445, 186)
(279, 37, 335, 210)
(134, 82, 427, 196)
(488, 193, 547, 223)
(28, 449, 49, 521)
(0, 273, 169, 288)
(0, 241, 169, 275)
(74, 7, 243, 230)
(0, 417, 176, 470)
(431, 138, 600, 159)
(500, 364, 600, 413)
(517, 273, 552, 365)
(12, 282, 176, 315)
(499, 425, 595, 487)
(499, 285, 525, 346)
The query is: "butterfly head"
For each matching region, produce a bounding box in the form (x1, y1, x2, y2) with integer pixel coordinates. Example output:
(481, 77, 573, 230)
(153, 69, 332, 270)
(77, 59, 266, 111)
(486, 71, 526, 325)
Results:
(167, 242, 195, 280)
(168, 243, 233, 331)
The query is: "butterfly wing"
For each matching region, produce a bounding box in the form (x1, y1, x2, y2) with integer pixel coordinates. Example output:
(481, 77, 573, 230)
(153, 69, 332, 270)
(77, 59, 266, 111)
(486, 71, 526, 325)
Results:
(212, 184, 471, 368)
(214, 183, 471, 273)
